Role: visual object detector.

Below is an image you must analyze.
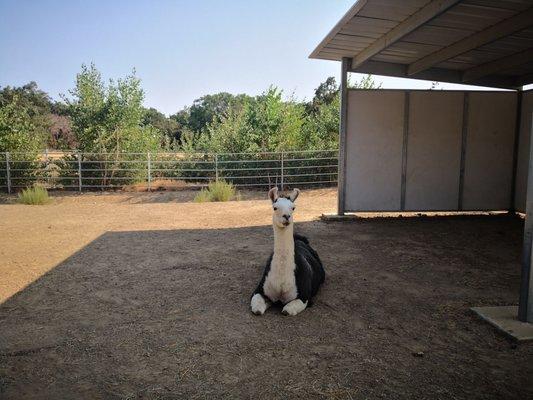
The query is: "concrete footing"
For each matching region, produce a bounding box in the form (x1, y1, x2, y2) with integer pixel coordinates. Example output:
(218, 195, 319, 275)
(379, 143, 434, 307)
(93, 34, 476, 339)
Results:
(320, 213, 359, 221)
(471, 306, 533, 342)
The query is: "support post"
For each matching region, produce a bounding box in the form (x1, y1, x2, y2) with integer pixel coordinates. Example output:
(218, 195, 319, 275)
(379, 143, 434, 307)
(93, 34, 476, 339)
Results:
(215, 154, 219, 182)
(147, 152, 152, 191)
(6, 152, 11, 194)
(338, 57, 349, 215)
(518, 111, 533, 323)
(510, 90, 523, 212)
(77, 153, 82, 192)
(458, 92, 470, 211)
(280, 151, 284, 191)
(400, 92, 410, 210)
(44, 149, 49, 187)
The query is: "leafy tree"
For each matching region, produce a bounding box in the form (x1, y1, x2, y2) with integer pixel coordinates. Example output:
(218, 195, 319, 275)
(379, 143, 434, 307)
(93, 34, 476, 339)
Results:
(171, 92, 253, 139)
(143, 107, 181, 143)
(0, 81, 52, 112)
(66, 63, 162, 154)
(0, 82, 54, 151)
(200, 87, 304, 153)
(64, 64, 164, 186)
(306, 76, 338, 115)
(298, 74, 382, 150)
(0, 93, 45, 153)
(350, 74, 382, 90)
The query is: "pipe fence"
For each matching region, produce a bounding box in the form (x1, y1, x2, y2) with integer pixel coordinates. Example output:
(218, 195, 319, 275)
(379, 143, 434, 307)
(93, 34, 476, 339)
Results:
(0, 150, 338, 193)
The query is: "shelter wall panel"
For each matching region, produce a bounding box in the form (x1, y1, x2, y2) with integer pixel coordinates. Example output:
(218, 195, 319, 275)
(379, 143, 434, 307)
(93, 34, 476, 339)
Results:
(345, 90, 404, 211)
(515, 90, 533, 212)
(405, 92, 464, 210)
(463, 92, 517, 210)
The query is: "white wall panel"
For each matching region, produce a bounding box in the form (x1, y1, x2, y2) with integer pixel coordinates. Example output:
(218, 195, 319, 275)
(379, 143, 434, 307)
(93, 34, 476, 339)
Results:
(343, 90, 518, 212)
(462, 92, 517, 210)
(405, 92, 464, 210)
(345, 90, 404, 211)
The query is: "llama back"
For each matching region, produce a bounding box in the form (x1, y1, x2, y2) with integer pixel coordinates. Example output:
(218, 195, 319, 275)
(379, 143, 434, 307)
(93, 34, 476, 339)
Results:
(294, 233, 325, 285)
(294, 234, 324, 269)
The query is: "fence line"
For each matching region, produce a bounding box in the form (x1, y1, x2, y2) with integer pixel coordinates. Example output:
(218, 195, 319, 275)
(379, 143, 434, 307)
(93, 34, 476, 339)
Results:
(0, 150, 338, 192)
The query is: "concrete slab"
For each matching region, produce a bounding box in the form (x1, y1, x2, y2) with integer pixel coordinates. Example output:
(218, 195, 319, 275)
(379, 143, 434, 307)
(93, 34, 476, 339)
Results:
(320, 213, 359, 221)
(471, 306, 533, 342)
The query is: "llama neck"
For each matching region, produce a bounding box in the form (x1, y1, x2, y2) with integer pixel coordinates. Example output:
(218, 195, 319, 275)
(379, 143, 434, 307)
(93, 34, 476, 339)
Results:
(272, 224, 294, 262)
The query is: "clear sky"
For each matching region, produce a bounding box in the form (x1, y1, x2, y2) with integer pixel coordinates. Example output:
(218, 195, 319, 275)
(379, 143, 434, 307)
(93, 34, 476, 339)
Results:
(0, 0, 513, 116)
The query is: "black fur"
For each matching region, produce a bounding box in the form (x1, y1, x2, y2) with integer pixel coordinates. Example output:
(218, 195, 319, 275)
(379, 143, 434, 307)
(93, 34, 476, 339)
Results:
(252, 234, 325, 305)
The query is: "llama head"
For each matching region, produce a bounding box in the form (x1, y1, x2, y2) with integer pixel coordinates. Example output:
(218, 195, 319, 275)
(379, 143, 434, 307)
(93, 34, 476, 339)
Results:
(268, 187, 300, 228)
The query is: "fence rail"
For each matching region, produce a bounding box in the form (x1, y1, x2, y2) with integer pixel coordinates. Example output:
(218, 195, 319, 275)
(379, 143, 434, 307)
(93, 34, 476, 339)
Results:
(0, 150, 338, 193)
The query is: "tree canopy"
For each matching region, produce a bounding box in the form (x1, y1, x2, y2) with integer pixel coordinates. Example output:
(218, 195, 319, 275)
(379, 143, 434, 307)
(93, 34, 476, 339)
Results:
(0, 64, 381, 154)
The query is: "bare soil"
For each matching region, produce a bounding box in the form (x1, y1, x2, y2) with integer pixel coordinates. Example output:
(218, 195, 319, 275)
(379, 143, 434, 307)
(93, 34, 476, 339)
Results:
(0, 189, 532, 399)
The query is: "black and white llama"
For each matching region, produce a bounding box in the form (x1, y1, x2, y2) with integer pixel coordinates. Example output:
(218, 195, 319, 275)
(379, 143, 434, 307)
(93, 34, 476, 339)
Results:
(250, 187, 325, 316)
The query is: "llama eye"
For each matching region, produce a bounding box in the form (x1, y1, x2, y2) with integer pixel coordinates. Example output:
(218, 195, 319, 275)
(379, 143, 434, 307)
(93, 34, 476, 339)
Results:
(292, 207, 295, 210)
(273, 207, 277, 211)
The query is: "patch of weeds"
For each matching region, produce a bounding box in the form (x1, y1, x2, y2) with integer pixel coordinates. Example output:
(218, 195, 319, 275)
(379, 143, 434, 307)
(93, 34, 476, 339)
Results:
(193, 180, 237, 202)
(17, 185, 52, 205)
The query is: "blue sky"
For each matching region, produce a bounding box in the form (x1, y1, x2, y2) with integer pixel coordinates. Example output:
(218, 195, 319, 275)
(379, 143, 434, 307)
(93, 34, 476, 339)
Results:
(0, 0, 508, 115)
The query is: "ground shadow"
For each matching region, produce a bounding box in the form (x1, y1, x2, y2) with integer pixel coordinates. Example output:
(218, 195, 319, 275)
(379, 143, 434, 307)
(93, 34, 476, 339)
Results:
(1, 216, 532, 399)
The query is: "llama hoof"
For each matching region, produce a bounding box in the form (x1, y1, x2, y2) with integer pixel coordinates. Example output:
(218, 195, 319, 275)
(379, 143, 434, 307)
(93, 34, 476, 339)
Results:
(282, 299, 307, 316)
(250, 293, 268, 315)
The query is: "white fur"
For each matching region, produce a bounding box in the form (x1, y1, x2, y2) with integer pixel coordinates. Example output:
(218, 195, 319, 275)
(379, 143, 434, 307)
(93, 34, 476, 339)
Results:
(251, 187, 308, 316)
(250, 293, 269, 315)
(282, 299, 308, 316)
(263, 190, 300, 304)
(263, 222, 298, 303)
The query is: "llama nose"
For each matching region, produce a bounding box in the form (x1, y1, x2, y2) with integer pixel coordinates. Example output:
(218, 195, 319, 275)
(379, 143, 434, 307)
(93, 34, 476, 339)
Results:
(283, 214, 290, 220)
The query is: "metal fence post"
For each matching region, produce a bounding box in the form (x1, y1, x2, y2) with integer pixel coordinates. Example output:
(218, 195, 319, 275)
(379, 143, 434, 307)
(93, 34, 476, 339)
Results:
(77, 153, 82, 192)
(6, 152, 11, 194)
(147, 152, 152, 191)
(280, 151, 284, 191)
(215, 154, 219, 181)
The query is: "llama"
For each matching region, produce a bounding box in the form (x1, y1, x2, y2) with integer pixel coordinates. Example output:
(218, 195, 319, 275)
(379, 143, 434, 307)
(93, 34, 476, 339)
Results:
(250, 187, 325, 316)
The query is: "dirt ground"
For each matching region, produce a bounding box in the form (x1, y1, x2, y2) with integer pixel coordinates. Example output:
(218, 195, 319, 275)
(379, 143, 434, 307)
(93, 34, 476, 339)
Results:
(0, 188, 532, 399)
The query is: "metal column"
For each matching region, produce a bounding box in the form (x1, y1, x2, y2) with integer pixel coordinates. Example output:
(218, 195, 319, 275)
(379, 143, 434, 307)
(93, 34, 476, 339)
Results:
(400, 92, 410, 210)
(215, 154, 219, 182)
(337, 57, 349, 215)
(77, 153, 82, 192)
(519, 111, 533, 323)
(458, 92, 469, 211)
(147, 152, 152, 191)
(5, 152, 11, 194)
(280, 152, 284, 191)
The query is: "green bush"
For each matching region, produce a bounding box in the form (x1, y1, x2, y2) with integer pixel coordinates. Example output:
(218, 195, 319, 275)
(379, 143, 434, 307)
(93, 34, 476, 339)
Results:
(17, 185, 51, 205)
(194, 180, 237, 202)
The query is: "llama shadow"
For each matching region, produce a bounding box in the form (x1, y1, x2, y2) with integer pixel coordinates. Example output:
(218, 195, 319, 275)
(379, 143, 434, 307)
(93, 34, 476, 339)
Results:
(0, 216, 531, 399)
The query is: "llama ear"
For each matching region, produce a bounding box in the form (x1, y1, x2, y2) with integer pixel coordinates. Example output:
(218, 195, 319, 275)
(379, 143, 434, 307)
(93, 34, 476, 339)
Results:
(289, 188, 300, 202)
(268, 187, 279, 203)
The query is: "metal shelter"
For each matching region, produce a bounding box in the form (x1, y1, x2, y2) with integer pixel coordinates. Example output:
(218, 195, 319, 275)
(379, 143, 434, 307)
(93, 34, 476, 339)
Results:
(310, 0, 533, 327)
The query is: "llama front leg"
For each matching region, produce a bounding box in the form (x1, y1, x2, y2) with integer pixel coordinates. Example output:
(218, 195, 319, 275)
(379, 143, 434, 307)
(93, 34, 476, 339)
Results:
(250, 293, 271, 315)
(282, 299, 308, 316)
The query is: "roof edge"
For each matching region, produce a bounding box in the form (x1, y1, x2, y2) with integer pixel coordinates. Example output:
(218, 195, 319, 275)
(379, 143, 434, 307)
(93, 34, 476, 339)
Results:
(309, 0, 368, 60)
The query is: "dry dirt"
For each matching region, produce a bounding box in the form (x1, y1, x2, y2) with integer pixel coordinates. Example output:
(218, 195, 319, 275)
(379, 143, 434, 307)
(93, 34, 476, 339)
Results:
(0, 188, 532, 399)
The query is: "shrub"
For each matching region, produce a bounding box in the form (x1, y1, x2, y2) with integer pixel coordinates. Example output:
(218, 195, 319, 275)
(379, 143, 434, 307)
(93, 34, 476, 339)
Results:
(17, 185, 51, 205)
(193, 180, 237, 202)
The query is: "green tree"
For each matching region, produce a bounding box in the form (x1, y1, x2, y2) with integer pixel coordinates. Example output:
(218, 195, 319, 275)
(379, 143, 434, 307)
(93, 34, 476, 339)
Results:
(66, 63, 162, 154)
(300, 74, 382, 150)
(65, 64, 164, 186)
(201, 87, 304, 153)
(0, 93, 45, 153)
(187, 92, 251, 132)
(143, 107, 181, 143)
(0, 82, 55, 151)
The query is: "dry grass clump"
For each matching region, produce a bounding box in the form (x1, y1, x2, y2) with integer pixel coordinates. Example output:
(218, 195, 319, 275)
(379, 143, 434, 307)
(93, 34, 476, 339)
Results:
(18, 185, 52, 205)
(123, 179, 189, 192)
(194, 180, 238, 202)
